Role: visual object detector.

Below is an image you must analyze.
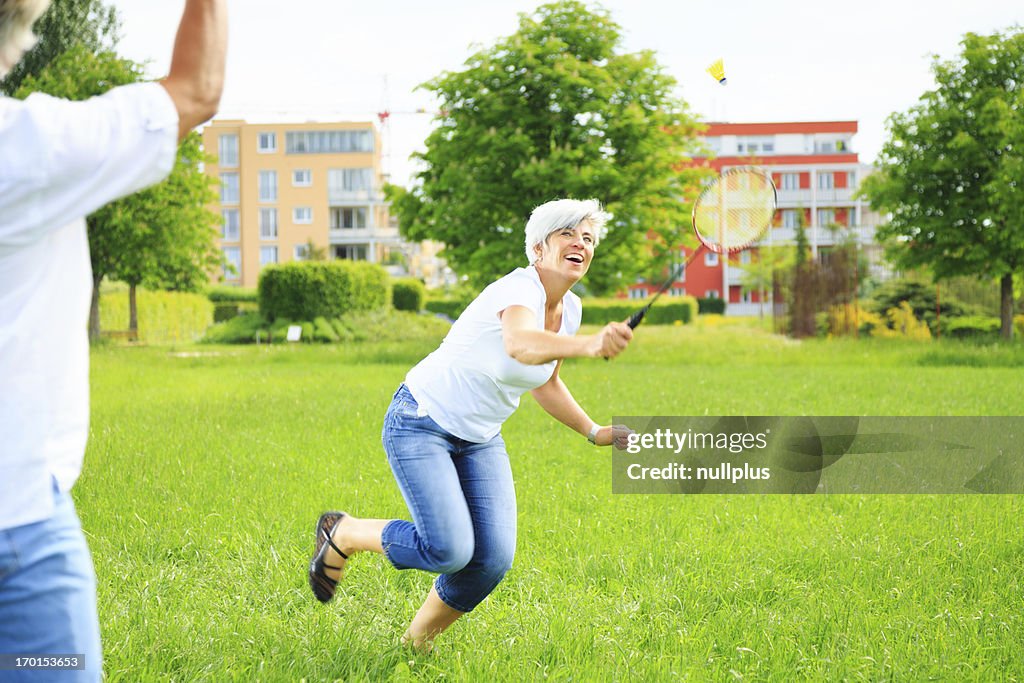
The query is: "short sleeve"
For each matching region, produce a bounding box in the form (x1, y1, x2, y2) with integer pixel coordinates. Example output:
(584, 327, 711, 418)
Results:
(0, 82, 179, 248)
(482, 269, 546, 318)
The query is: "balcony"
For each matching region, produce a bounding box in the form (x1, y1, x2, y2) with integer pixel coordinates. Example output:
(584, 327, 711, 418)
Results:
(776, 188, 855, 206)
(764, 224, 876, 247)
(328, 225, 401, 245)
(327, 187, 385, 203)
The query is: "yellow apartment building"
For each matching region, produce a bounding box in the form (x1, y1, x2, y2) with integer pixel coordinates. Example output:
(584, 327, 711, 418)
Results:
(202, 119, 448, 288)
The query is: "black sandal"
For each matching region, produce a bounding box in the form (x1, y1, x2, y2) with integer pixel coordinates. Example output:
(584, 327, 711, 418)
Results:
(308, 511, 348, 603)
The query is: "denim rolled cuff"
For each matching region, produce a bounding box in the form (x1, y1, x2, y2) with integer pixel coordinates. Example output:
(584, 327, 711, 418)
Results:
(380, 519, 405, 570)
(433, 577, 475, 613)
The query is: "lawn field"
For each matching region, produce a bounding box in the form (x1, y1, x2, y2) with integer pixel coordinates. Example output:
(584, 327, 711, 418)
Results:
(81, 324, 1024, 681)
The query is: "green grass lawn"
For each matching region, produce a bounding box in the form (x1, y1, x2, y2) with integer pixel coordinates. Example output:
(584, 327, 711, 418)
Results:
(80, 323, 1024, 681)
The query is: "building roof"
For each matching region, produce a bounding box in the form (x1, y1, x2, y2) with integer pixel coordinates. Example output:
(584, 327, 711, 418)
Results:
(702, 121, 858, 136)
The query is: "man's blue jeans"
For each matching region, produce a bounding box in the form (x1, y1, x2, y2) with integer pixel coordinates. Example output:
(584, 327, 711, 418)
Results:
(380, 385, 517, 613)
(0, 482, 101, 682)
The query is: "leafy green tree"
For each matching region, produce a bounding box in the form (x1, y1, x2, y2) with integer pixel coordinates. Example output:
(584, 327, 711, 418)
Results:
(1, 0, 119, 94)
(739, 245, 794, 319)
(390, 0, 708, 294)
(860, 28, 1024, 339)
(15, 45, 221, 340)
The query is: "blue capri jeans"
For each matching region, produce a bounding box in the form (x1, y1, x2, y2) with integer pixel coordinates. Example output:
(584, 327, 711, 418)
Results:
(380, 385, 517, 613)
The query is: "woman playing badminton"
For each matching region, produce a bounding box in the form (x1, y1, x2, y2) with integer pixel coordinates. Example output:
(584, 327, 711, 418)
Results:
(308, 198, 632, 649)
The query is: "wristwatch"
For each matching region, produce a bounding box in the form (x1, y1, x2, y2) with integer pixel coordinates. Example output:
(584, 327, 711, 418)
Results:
(587, 424, 600, 445)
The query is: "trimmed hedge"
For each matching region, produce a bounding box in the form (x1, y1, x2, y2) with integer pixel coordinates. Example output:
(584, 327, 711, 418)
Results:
(425, 298, 470, 319)
(202, 310, 451, 345)
(207, 286, 258, 303)
(100, 287, 213, 344)
(393, 278, 427, 312)
(581, 297, 698, 326)
(697, 297, 726, 315)
(258, 261, 391, 322)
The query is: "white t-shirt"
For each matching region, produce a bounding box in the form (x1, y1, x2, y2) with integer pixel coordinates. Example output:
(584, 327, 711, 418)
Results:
(405, 266, 582, 442)
(0, 83, 179, 529)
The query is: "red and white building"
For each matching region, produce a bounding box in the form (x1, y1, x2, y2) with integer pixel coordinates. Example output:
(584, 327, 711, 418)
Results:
(629, 121, 883, 316)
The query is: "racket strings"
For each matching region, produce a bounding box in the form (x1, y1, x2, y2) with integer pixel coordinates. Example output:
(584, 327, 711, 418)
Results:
(693, 173, 776, 251)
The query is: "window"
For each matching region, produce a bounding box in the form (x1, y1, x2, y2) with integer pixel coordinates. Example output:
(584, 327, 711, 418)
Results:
(220, 172, 239, 204)
(286, 130, 374, 154)
(258, 170, 278, 202)
(294, 244, 309, 261)
(783, 209, 799, 229)
(705, 252, 719, 266)
(740, 251, 752, 265)
(815, 140, 836, 153)
(781, 173, 799, 190)
(737, 137, 773, 155)
(218, 134, 238, 167)
(223, 247, 241, 278)
(334, 245, 368, 260)
(293, 169, 312, 186)
(330, 207, 368, 229)
(848, 206, 858, 225)
(740, 290, 753, 304)
(817, 209, 835, 226)
(328, 168, 373, 199)
(222, 209, 239, 241)
(629, 288, 648, 300)
(817, 172, 834, 190)
(260, 246, 278, 267)
(847, 171, 857, 188)
(293, 207, 313, 224)
(259, 208, 278, 239)
(670, 287, 686, 297)
(257, 132, 277, 153)
(705, 290, 720, 299)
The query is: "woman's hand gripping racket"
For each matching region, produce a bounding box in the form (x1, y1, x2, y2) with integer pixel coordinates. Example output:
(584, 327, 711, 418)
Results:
(627, 167, 778, 329)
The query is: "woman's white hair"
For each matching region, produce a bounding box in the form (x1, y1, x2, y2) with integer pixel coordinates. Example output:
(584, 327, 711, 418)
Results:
(0, 0, 49, 80)
(524, 198, 611, 264)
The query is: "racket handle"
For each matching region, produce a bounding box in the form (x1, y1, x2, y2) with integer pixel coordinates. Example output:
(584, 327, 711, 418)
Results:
(627, 307, 648, 329)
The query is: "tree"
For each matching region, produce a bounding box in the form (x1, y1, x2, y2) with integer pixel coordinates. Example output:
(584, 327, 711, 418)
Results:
(302, 238, 328, 261)
(15, 45, 221, 340)
(98, 132, 221, 334)
(789, 209, 818, 337)
(390, 1, 708, 294)
(739, 245, 795, 319)
(860, 28, 1024, 339)
(0, 0, 119, 95)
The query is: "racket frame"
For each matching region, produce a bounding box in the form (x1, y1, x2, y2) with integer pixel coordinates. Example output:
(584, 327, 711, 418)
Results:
(627, 167, 777, 329)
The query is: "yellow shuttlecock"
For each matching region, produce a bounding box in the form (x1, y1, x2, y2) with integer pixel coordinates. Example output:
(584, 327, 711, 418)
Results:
(706, 58, 726, 85)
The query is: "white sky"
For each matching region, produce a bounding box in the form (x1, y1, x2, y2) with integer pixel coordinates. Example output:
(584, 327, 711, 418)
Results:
(110, 1, 1021, 185)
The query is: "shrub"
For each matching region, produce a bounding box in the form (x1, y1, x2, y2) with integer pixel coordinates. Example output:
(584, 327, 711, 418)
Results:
(202, 312, 267, 344)
(823, 303, 886, 337)
(258, 261, 390, 322)
(425, 298, 472, 319)
(393, 278, 427, 312)
(1015, 315, 1024, 340)
(313, 316, 340, 343)
(206, 286, 259, 303)
(202, 309, 452, 345)
(867, 277, 973, 331)
(944, 316, 1001, 339)
(877, 301, 931, 340)
(100, 288, 213, 344)
(581, 297, 697, 326)
(697, 297, 726, 315)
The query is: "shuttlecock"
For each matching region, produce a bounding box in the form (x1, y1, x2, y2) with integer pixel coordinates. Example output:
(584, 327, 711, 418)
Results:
(706, 58, 726, 85)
